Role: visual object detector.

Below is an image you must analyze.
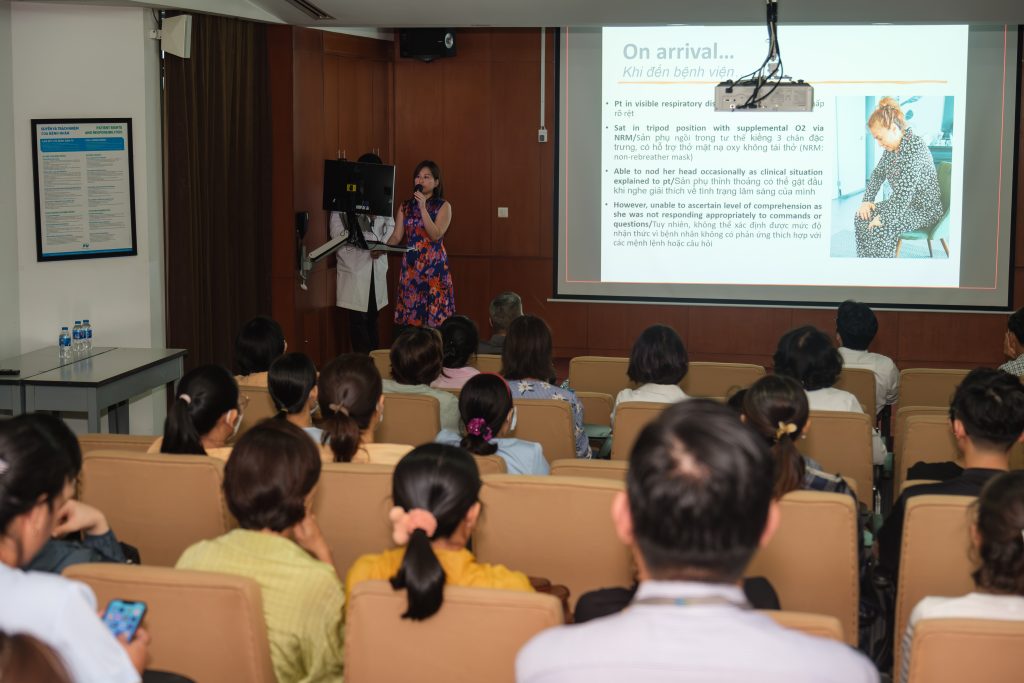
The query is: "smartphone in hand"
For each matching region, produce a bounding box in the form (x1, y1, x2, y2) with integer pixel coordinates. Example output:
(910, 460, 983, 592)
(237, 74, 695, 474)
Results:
(101, 599, 147, 642)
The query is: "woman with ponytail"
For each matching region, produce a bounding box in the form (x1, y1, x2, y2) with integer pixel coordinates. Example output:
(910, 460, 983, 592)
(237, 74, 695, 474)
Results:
(854, 96, 944, 258)
(150, 365, 242, 459)
(736, 375, 853, 500)
(898, 471, 1024, 683)
(268, 352, 323, 445)
(345, 444, 533, 620)
(317, 354, 412, 465)
(435, 374, 548, 475)
(430, 315, 480, 389)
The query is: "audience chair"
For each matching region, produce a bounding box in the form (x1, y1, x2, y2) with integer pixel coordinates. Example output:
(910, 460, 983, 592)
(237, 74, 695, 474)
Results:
(763, 611, 845, 642)
(474, 454, 508, 475)
(234, 385, 277, 440)
(681, 361, 766, 398)
(894, 495, 976, 669)
(369, 348, 391, 379)
(898, 368, 970, 410)
(894, 405, 948, 461)
(474, 475, 633, 608)
(549, 458, 628, 482)
(375, 393, 440, 446)
(345, 581, 563, 683)
(834, 367, 877, 417)
(312, 462, 395, 577)
(473, 353, 503, 374)
(906, 618, 1024, 683)
(610, 401, 667, 461)
(568, 356, 631, 397)
(77, 433, 160, 454)
(64, 564, 276, 683)
(577, 391, 614, 428)
(512, 398, 577, 463)
(895, 414, 957, 493)
(746, 491, 860, 646)
(78, 451, 232, 566)
(898, 479, 942, 497)
(801, 411, 874, 508)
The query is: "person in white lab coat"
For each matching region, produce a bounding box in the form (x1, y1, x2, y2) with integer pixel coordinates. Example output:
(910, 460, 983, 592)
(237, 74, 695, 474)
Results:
(328, 153, 396, 353)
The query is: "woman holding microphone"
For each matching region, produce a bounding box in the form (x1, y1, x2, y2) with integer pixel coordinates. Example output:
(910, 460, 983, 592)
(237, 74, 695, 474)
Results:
(388, 161, 454, 331)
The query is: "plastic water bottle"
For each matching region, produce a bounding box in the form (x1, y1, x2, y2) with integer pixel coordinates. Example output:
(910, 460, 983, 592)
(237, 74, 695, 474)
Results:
(82, 319, 93, 351)
(58, 326, 71, 362)
(72, 321, 83, 356)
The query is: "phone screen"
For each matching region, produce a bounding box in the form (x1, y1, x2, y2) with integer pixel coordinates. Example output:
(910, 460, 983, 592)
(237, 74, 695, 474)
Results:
(101, 599, 146, 642)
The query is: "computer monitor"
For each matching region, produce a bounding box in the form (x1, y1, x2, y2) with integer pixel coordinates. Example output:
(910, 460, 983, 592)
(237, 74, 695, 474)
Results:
(322, 160, 395, 216)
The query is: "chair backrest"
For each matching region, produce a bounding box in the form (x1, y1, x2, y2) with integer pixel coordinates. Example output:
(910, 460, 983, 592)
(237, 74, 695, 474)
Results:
(899, 368, 970, 409)
(763, 610, 845, 642)
(234, 385, 278, 440)
(610, 401, 667, 461)
(313, 462, 396, 577)
(64, 564, 276, 683)
(895, 414, 957, 492)
(549, 458, 628, 482)
(681, 361, 766, 398)
(834, 367, 877, 417)
(78, 451, 232, 566)
(77, 433, 161, 454)
(474, 353, 503, 374)
(577, 391, 613, 427)
(894, 495, 976, 668)
(568, 356, 631, 396)
(369, 348, 392, 379)
(345, 581, 563, 683)
(474, 454, 508, 475)
(801, 411, 874, 507)
(512, 399, 576, 463)
(474, 475, 633, 608)
(375, 393, 440, 446)
(906, 618, 1024, 683)
(899, 479, 942, 497)
(746, 491, 860, 646)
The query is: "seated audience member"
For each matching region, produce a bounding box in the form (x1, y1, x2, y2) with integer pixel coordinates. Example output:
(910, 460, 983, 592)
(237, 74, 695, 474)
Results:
(737, 375, 855, 501)
(318, 353, 412, 465)
(176, 421, 343, 683)
(382, 328, 460, 432)
(612, 324, 689, 423)
(773, 325, 886, 465)
(268, 352, 323, 444)
(478, 291, 523, 355)
(0, 414, 149, 683)
(876, 368, 1024, 583)
(234, 315, 287, 387)
(150, 365, 242, 459)
(502, 315, 591, 459)
(516, 400, 878, 682)
(0, 632, 73, 683)
(998, 307, 1024, 377)
(836, 300, 899, 415)
(346, 444, 533, 617)
(436, 374, 549, 475)
(27, 498, 128, 574)
(898, 470, 1024, 683)
(431, 315, 481, 389)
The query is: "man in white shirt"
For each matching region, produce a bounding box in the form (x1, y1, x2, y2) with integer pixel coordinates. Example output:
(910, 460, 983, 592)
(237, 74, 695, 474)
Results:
(516, 400, 878, 683)
(836, 300, 899, 416)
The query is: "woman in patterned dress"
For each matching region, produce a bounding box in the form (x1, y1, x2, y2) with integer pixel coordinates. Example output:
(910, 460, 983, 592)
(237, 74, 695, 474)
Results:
(854, 97, 943, 258)
(388, 160, 455, 328)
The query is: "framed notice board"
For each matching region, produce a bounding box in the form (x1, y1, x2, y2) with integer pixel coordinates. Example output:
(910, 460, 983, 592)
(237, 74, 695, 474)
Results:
(31, 118, 138, 262)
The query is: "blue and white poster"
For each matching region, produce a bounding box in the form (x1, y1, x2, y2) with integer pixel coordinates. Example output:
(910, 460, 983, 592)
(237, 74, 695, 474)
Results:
(32, 118, 138, 261)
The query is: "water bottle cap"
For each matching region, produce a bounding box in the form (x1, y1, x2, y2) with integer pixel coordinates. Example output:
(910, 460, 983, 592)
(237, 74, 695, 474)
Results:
(75, 320, 81, 324)
(61, 326, 68, 330)
(84, 319, 90, 323)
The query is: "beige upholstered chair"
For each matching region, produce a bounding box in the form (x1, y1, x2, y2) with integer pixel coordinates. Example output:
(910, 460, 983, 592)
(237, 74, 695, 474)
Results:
(473, 353, 503, 374)
(474, 475, 633, 608)
(801, 410, 874, 508)
(77, 433, 160, 454)
(549, 458, 628, 482)
(375, 393, 440, 446)
(234, 385, 277, 440)
(894, 405, 948, 456)
(898, 368, 970, 409)
(344, 581, 563, 683)
(568, 356, 631, 397)
(369, 348, 391, 379)
(610, 401, 667, 461)
(764, 611, 845, 642)
(513, 398, 577, 463)
(681, 361, 766, 398)
(894, 495, 976, 669)
(577, 391, 614, 427)
(834, 367, 877, 417)
(65, 564, 276, 683)
(474, 454, 508, 475)
(313, 462, 395, 577)
(746, 491, 860, 646)
(906, 618, 1024, 683)
(78, 451, 232, 566)
(895, 413, 957, 492)
(898, 479, 942, 497)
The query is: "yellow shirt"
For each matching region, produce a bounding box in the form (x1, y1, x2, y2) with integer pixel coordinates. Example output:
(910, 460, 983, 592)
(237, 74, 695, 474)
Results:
(147, 436, 232, 461)
(176, 529, 344, 683)
(345, 546, 533, 607)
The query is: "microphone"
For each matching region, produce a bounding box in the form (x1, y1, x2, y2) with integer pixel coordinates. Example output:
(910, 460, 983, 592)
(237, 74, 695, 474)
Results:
(414, 184, 423, 194)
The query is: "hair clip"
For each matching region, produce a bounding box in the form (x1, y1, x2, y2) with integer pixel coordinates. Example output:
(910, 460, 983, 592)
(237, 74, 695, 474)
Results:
(466, 417, 493, 441)
(179, 394, 192, 405)
(328, 403, 349, 416)
(389, 506, 438, 546)
(774, 421, 798, 441)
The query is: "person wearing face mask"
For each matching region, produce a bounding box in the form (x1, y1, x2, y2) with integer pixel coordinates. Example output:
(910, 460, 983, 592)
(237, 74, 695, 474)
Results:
(854, 97, 944, 259)
(149, 365, 245, 460)
(435, 373, 548, 475)
(387, 160, 454, 332)
(268, 352, 324, 449)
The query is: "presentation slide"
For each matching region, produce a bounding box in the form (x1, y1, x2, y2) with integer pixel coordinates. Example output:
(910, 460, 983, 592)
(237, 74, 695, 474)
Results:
(556, 25, 1019, 309)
